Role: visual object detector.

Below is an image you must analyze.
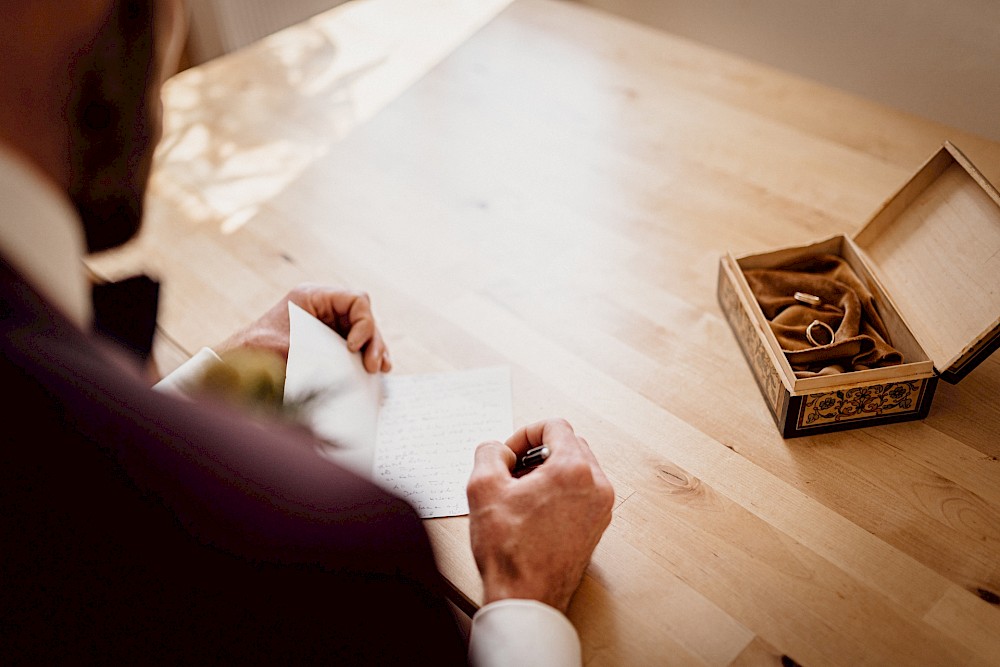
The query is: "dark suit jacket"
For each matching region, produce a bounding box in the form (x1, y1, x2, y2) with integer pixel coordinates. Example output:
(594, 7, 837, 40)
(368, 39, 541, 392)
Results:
(0, 258, 466, 664)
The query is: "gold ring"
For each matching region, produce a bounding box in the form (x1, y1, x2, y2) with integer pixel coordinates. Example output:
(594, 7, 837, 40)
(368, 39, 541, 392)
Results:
(806, 320, 835, 347)
(794, 291, 822, 307)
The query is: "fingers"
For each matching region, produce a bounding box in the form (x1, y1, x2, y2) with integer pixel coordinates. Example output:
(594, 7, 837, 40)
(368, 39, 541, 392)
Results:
(504, 419, 598, 476)
(292, 284, 391, 374)
(361, 333, 390, 373)
(345, 315, 390, 374)
(339, 291, 390, 373)
(344, 317, 374, 353)
(504, 418, 575, 457)
(576, 435, 615, 515)
(467, 441, 516, 503)
(473, 440, 518, 475)
(506, 420, 613, 499)
(574, 435, 606, 477)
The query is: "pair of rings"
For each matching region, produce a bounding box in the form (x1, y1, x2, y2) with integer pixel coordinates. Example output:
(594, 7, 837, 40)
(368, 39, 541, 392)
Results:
(793, 292, 834, 346)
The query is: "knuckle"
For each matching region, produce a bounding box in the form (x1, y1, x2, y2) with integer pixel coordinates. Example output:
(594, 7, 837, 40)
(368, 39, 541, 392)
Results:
(349, 291, 373, 315)
(474, 440, 499, 455)
(568, 458, 591, 477)
(553, 458, 592, 486)
(466, 466, 487, 489)
(291, 282, 318, 296)
(465, 473, 484, 497)
(548, 417, 573, 432)
(598, 481, 616, 511)
(466, 472, 497, 504)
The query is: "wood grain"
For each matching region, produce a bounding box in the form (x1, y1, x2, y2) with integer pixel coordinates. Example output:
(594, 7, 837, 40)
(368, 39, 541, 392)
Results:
(90, 0, 1000, 663)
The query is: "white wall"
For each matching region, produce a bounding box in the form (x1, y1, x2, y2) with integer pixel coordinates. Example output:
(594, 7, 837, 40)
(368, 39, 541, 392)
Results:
(187, 0, 351, 63)
(574, 0, 1000, 142)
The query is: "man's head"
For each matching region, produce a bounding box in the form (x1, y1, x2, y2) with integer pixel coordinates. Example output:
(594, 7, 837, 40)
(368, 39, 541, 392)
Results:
(0, 0, 184, 252)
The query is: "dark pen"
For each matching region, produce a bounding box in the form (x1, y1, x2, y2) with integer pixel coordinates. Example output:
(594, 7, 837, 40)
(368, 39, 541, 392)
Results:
(513, 445, 550, 476)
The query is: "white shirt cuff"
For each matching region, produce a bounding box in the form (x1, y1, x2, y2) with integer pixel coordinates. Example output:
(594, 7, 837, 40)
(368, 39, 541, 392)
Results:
(469, 599, 581, 667)
(153, 347, 224, 396)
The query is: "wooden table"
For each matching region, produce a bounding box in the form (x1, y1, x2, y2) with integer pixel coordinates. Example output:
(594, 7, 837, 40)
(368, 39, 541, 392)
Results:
(90, 0, 1000, 664)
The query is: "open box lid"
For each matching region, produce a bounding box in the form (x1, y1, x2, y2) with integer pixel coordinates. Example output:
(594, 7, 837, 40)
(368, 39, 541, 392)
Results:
(852, 142, 1000, 383)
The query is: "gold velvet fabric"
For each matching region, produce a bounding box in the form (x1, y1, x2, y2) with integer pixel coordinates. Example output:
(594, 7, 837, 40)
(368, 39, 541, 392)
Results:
(744, 254, 902, 377)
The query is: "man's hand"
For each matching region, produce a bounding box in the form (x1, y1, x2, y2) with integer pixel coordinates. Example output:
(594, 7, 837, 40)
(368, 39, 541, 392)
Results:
(217, 283, 391, 372)
(467, 419, 615, 613)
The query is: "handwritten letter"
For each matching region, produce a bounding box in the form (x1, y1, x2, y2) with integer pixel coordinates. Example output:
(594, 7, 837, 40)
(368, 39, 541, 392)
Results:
(284, 303, 512, 518)
(374, 367, 512, 518)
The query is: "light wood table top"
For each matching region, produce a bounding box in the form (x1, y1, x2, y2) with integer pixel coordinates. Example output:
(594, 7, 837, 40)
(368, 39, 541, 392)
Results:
(90, 0, 1000, 664)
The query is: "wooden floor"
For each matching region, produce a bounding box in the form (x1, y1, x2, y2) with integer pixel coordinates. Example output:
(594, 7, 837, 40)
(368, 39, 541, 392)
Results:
(89, 0, 1000, 664)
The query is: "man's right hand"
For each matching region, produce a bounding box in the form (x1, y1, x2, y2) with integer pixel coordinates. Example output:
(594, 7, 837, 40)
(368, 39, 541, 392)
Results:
(466, 419, 615, 613)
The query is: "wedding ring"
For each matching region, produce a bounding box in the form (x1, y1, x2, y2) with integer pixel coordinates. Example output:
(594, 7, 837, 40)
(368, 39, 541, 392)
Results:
(794, 291, 822, 307)
(806, 320, 835, 347)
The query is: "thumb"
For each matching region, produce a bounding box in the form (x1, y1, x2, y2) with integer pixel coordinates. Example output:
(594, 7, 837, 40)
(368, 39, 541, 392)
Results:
(472, 440, 517, 475)
(467, 441, 516, 503)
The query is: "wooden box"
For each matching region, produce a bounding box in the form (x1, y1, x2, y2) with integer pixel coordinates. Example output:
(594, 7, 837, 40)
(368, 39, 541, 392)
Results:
(717, 142, 1000, 437)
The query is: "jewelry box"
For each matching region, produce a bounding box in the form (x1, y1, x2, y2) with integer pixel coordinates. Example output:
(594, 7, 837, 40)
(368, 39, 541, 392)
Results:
(717, 142, 1000, 437)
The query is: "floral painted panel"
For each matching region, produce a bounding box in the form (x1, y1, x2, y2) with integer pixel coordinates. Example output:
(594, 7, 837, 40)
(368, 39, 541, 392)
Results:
(796, 380, 927, 429)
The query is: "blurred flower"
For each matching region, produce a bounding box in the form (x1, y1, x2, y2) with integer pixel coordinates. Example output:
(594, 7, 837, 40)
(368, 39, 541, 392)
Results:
(197, 348, 320, 423)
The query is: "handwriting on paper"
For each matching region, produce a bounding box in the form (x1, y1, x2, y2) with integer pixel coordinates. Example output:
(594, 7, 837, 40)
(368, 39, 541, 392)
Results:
(284, 303, 512, 519)
(374, 367, 512, 518)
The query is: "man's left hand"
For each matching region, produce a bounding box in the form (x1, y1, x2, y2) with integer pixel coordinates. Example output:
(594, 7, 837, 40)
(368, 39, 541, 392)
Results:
(217, 283, 391, 373)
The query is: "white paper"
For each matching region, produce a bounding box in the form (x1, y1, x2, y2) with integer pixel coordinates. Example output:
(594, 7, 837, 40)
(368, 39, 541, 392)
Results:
(284, 302, 381, 477)
(284, 303, 512, 518)
(373, 367, 512, 517)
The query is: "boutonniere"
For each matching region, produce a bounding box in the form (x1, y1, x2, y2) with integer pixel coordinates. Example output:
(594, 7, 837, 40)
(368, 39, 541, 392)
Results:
(197, 348, 321, 423)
